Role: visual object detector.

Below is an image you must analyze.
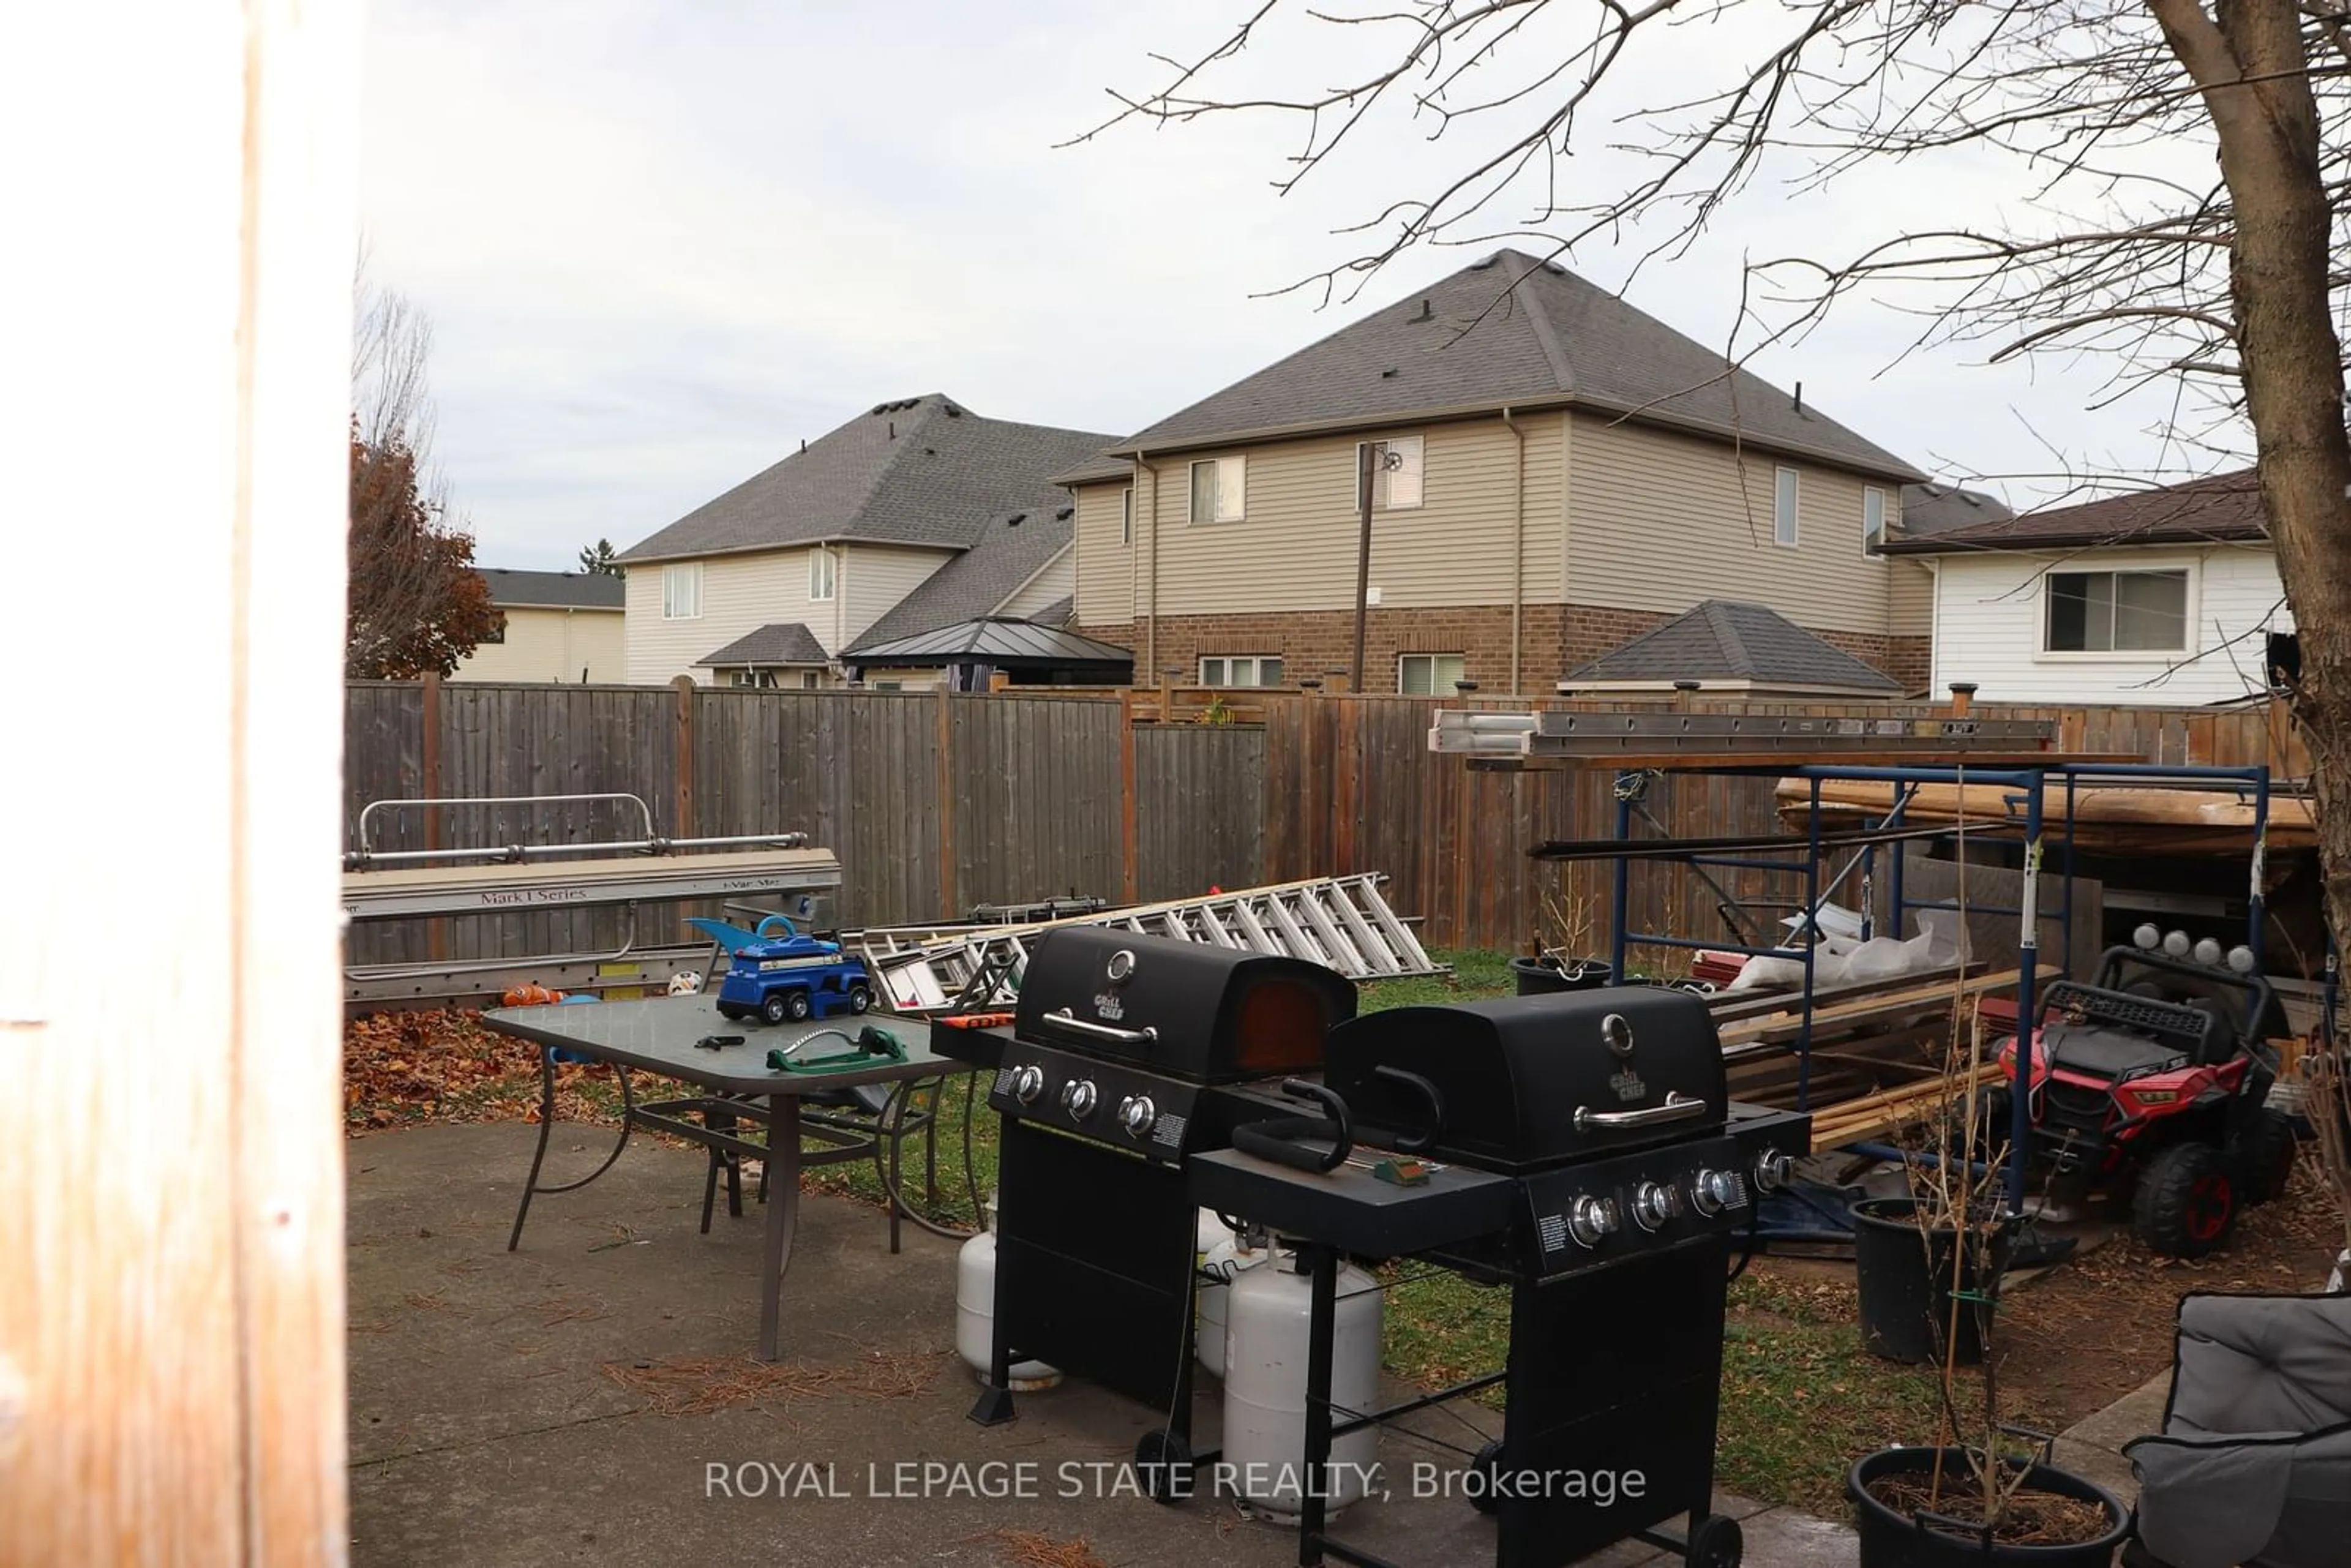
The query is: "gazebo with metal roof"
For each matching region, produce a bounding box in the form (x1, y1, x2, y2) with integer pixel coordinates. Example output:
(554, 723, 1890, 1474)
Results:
(841, 617, 1133, 691)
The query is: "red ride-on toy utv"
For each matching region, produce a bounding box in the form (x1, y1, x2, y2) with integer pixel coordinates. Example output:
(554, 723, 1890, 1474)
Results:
(1988, 931, 2297, 1258)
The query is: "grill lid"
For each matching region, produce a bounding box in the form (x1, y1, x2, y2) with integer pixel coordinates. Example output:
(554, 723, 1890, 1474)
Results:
(1013, 927, 1356, 1083)
(1322, 988, 1729, 1172)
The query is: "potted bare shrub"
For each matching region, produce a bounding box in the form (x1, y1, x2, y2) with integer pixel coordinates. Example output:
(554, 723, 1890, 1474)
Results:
(1848, 919, 2131, 1563)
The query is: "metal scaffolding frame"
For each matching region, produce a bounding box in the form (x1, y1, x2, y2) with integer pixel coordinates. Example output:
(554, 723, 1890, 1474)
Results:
(1589, 759, 2275, 1201)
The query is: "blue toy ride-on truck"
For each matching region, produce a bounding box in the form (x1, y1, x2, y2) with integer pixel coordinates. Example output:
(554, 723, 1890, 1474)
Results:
(707, 916, 876, 1025)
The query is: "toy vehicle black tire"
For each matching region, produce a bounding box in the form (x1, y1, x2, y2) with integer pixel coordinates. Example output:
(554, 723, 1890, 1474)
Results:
(2233, 1106, 2297, 1205)
(848, 983, 872, 1015)
(2134, 1141, 2237, 1258)
(784, 989, 813, 1021)
(1133, 1430, 1192, 1506)
(759, 992, 793, 1027)
(715, 1002, 746, 1022)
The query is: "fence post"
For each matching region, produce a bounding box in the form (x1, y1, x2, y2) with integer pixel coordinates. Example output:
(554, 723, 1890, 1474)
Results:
(936, 686, 958, 918)
(420, 672, 444, 963)
(1120, 688, 1139, 903)
(670, 674, 697, 839)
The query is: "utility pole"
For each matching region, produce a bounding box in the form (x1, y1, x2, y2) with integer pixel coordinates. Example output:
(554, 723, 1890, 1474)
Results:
(1351, 441, 1399, 693)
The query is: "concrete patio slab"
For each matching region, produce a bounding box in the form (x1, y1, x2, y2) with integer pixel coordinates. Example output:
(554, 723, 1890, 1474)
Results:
(348, 1124, 1854, 1567)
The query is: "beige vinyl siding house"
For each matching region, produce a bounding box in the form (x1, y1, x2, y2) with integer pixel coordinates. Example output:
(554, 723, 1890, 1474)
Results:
(1070, 248, 1935, 693)
(995, 551, 1075, 620)
(451, 569, 627, 684)
(624, 547, 849, 685)
(1567, 415, 1930, 642)
(618, 396, 1118, 686)
(454, 604, 624, 683)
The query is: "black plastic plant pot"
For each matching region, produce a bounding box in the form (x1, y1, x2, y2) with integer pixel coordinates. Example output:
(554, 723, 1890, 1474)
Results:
(1509, 956, 1614, 996)
(1851, 1198, 2015, 1366)
(1849, 1446, 2129, 1568)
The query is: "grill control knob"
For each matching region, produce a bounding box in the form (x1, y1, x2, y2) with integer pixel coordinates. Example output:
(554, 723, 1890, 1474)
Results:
(1117, 1093, 1157, 1138)
(1631, 1180, 1682, 1232)
(1060, 1079, 1099, 1119)
(1565, 1195, 1619, 1249)
(1752, 1150, 1795, 1193)
(1689, 1168, 1740, 1217)
(1008, 1064, 1045, 1105)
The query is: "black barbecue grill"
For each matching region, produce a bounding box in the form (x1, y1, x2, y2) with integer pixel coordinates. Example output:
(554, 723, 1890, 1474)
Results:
(1188, 986, 1809, 1568)
(928, 928, 1357, 1432)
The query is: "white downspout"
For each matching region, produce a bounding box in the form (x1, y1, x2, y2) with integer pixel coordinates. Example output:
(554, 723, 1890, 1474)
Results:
(1501, 407, 1526, 695)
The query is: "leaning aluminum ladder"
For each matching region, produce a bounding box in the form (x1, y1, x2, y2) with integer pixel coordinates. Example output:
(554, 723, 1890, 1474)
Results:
(856, 874, 1442, 1013)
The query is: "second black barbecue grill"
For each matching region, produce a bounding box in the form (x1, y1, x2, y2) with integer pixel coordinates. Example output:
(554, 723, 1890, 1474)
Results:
(1191, 986, 1810, 1568)
(929, 928, 1357, 1431)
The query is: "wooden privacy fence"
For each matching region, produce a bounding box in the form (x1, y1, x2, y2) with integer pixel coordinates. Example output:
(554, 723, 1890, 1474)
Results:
(344, 681, 2306, 961)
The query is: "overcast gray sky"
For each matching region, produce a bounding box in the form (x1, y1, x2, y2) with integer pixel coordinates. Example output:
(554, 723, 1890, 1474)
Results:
(362, 0, 2227, 571)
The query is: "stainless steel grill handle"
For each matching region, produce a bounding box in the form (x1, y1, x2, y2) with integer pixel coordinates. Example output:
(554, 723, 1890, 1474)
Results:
(1040, 1008, 1159, 1046)
(1573, 1092, 1707, 1133)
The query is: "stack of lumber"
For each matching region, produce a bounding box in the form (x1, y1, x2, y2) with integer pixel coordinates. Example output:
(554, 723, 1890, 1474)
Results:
(1776, 778, 2312, 855)
(1701, 966, 2051, 1146)
(1804, 1062, 2004, 1153)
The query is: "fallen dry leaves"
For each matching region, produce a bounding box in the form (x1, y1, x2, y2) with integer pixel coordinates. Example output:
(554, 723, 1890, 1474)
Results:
(990, 1529, 1111, 1568)
(344, 1007, 618, 1131)
(599, 1348, 942, 1416)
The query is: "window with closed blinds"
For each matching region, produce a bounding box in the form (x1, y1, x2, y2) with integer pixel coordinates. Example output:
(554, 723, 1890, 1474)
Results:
(1399, 653, 1466, 694)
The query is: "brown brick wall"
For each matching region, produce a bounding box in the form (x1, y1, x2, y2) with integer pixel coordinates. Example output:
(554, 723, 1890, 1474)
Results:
(1077, 603, 1927, 695)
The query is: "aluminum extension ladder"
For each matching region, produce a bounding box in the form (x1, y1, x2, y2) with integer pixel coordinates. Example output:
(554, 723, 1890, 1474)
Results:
(857, 874, 1444, 1013)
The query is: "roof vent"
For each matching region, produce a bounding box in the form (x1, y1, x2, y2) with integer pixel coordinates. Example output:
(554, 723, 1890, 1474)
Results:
(943, 403, 962, 418)
(1409, 299, 1433, 323)
(1792, 381, 1804, 415)
(1381, 367, 1398, 378)
(1056, 506, 1073, 521)
(888, 421, 895, 439)
(1544, 261, 1566, 275)
(924, 446, 936, 456)
(1469, 254, 1498, 271)
(1005, 513, 1025, 527)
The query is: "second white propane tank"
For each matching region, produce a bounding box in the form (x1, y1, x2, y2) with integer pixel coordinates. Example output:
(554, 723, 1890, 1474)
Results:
(1198, 1229, 1278, 1377)
(1222, 1253, 1382, 1518)
(954, 1202, 1059, 1390)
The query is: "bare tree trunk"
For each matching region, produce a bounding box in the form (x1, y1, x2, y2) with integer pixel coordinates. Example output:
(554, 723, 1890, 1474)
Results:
(2153, 0, 2351, 951)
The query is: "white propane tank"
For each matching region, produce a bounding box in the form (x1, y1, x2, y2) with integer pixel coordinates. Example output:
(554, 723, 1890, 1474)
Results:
(1222, 1254, 1382, 1518)
(955, 1201, 1059, 1391)
(1198, 1229, 1278, 1377)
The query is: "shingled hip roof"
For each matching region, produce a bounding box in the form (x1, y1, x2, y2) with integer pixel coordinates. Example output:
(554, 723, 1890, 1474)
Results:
(694, 623, 830, 668)
(845, 617, 1132, 669)
(843, 505, 1074, 654)
(620, 396, 1118, 563)
(1881, 468, 2267, 555)
(1114, 249, 1921, 481)
(1561, 600, 1902, 694)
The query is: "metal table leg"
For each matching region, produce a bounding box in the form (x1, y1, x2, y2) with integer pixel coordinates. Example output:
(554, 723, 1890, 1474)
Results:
(757, 1092, 804, 1361)
(507, 1049, 636, 1252)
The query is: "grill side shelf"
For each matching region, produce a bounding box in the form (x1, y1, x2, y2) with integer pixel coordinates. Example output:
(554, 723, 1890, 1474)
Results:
(1186, 1149, 1516, 1261)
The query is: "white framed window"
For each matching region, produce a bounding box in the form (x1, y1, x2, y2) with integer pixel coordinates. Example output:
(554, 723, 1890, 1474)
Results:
(662, 561, 703, 620)
(1355, 435, 1426, 511)
(1398, 653, 1466, 696)
(2044, 568, 2191, 653)
(1189, 456, 1246, 523)
(1120, 486, 1134, 546)
(1199, 655, 1283, 687)
(729, 669, 776, 689)
(1773, 467, 1799, 547)
(809, 546, 836, 601)
(1862, 486, 1886, 557)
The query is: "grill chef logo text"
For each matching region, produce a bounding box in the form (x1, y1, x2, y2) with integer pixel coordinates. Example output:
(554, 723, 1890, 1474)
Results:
(1607, 1068, 1646, 1102)
(1093, 992, 1125, 1022)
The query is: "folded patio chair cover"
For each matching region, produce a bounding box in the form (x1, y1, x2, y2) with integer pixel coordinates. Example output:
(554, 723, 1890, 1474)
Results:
(2124, 1292, 2351, 1568)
